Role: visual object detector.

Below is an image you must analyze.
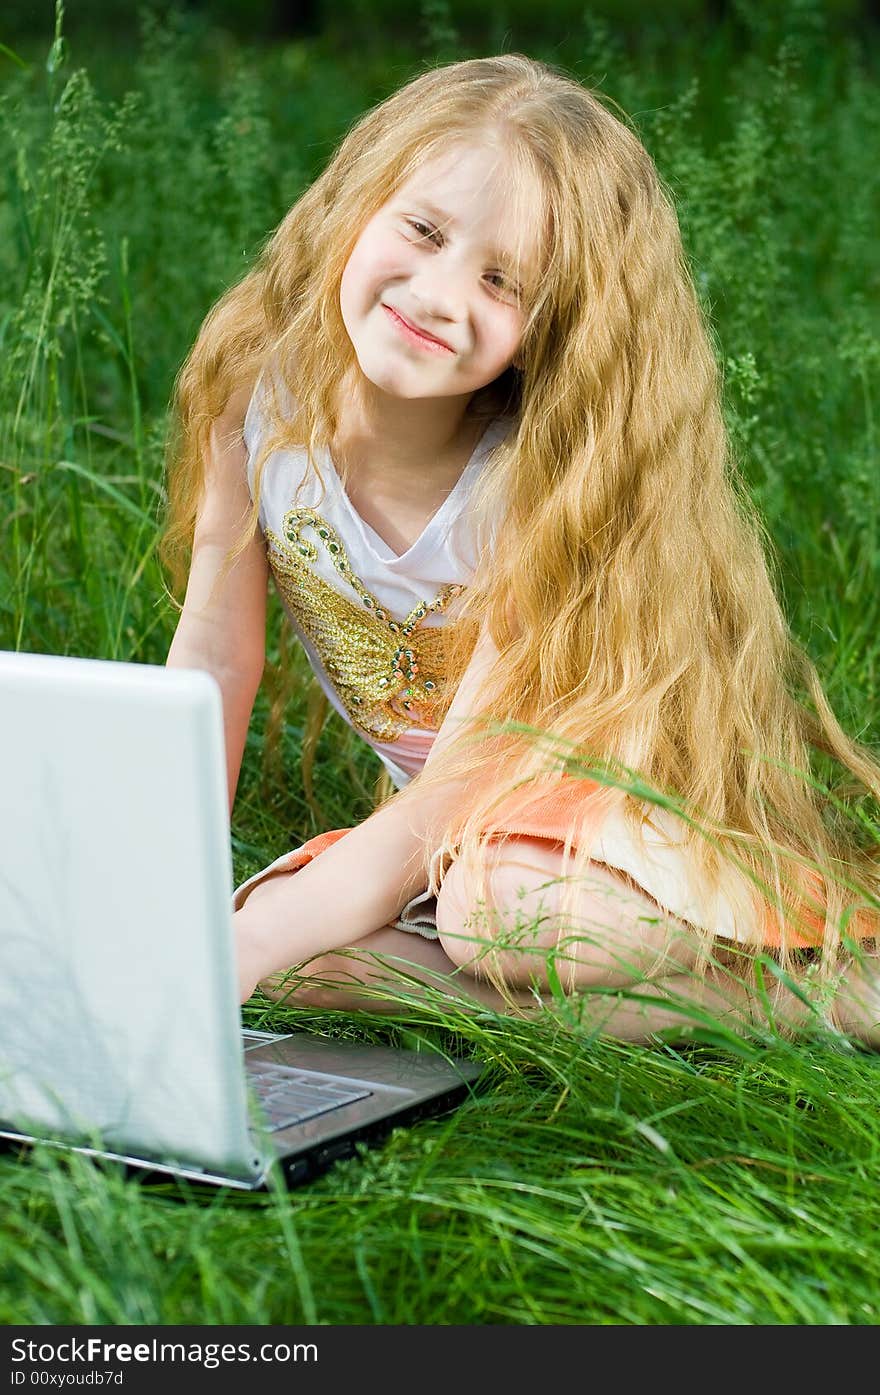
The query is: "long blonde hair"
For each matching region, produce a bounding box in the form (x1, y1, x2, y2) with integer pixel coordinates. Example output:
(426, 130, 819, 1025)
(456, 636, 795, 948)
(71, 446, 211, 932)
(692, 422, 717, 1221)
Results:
(161, 54, 880, 1001)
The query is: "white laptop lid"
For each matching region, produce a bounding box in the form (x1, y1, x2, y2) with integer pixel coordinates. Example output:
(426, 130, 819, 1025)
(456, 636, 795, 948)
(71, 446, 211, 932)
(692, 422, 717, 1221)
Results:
(0, 651, 263, 1183)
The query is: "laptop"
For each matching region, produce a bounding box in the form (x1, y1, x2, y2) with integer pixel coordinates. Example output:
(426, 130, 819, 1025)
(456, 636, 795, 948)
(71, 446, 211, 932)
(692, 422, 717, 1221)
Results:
(0, 649, 482, 1191)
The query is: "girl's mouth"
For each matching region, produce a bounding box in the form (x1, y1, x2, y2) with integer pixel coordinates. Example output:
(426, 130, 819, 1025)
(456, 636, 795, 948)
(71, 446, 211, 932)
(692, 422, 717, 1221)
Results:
(382, 305, 454, 354)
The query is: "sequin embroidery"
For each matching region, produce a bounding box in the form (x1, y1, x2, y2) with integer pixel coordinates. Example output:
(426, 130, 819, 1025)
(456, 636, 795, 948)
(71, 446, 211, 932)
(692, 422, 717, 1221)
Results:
(265, 507, 466, 743)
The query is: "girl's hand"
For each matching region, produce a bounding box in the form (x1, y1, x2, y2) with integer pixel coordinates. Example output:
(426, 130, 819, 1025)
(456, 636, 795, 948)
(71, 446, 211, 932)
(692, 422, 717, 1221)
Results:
(235, 919, 270, 1005)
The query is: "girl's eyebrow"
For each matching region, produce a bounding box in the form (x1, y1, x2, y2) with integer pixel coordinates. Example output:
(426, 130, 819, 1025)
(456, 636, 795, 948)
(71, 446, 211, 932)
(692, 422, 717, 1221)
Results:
(412, 199, 457, 228)
(405, 197, 524, 269)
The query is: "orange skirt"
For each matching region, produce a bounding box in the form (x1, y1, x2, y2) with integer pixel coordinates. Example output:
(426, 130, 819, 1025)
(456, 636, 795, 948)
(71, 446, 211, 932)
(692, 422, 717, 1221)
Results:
(231, 775, 878, 952)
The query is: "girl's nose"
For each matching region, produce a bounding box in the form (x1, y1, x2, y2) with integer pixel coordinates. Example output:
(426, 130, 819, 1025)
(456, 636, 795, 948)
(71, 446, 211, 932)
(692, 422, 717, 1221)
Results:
(409, 256, 468, 322)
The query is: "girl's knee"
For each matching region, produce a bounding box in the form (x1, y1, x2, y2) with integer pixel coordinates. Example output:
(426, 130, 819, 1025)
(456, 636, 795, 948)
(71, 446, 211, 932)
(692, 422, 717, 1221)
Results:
(260, 949, 376, 1009)
(434, 846, 699, 991)
(434, 853, 549, 984)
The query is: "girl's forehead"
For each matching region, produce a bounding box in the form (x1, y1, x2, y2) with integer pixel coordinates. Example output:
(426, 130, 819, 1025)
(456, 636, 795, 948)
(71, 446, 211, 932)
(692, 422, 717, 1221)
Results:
(394, 141, 532, 205)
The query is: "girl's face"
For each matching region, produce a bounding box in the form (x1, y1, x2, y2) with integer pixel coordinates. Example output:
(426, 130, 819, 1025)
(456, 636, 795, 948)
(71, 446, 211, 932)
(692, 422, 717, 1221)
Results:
(339, 141, 542, 404)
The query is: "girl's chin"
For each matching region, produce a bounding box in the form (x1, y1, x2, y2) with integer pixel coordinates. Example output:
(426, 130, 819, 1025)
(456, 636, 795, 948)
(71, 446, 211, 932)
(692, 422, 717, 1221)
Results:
(355, 360, 454, 400)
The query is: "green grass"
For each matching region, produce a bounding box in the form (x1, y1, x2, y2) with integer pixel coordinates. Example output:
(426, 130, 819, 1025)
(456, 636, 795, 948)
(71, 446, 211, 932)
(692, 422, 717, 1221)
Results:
(1, 0, 879, 1326)
(2, 1019, 879, 1324)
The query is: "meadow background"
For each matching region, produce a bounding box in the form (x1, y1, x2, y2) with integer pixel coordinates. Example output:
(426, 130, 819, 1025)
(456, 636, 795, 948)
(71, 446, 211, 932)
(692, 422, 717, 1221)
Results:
(1, 0, 879, 1325)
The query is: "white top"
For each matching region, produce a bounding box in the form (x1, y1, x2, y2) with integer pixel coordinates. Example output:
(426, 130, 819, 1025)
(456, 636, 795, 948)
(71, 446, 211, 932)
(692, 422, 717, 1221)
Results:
(243, 375, 514, 788)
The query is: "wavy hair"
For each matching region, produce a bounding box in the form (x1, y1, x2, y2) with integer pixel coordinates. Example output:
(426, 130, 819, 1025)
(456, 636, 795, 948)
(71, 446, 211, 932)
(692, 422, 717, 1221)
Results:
(161, 54, 880, 1012)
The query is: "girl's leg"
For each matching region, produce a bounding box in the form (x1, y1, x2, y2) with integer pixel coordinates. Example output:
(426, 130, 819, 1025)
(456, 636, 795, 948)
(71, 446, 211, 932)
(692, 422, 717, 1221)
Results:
(235, 843, 877, 1043)
(433, 836, 872, 1041)
(830, 952, 880, 1045)
(233, 849, 748, 1031)
(254, 925, 545, 1014)
(233, 863, 755, 1038)
(246, 913, 801, 1043)
(233, 865, 542, 1013)
(434, 836, 707, 989)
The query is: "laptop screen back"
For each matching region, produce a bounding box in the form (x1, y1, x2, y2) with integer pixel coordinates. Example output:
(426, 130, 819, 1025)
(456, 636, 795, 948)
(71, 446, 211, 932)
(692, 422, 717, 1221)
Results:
(0, 652, 262, 1182)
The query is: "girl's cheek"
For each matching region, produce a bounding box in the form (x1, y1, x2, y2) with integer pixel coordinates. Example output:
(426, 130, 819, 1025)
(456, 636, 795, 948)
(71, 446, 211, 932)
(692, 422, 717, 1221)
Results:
(360, 246, 406, 293)
(488, 311, 522, 362)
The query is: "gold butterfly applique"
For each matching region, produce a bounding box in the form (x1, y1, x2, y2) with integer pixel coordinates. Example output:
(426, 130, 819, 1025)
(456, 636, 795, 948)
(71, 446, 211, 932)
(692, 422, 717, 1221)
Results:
(265, 507, 465, 742)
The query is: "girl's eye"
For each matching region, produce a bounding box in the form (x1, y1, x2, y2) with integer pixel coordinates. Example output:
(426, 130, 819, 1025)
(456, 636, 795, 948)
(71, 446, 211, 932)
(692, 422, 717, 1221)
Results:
(486, 272, 521, 302)
(405, 218, 441, 243)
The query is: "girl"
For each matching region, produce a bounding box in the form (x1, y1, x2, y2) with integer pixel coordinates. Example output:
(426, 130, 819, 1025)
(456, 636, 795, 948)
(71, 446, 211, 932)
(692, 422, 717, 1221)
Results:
(163, 54, 880, 1044)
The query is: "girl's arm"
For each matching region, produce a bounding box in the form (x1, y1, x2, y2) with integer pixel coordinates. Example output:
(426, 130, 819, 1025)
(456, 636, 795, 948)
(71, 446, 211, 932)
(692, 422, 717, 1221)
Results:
(417, 617, 501, 782)
(234, 622, 502, 997)
(166, 387, 268, 815)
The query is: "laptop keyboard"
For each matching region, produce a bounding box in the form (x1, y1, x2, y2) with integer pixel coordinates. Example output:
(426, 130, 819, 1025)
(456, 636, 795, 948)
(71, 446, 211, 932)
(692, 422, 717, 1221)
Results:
(246, 1061, 372, 1133)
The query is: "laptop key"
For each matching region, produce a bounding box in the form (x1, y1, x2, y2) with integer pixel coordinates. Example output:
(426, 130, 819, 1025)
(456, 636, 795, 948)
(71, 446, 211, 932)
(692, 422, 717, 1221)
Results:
(247, 1063, 372, 1132)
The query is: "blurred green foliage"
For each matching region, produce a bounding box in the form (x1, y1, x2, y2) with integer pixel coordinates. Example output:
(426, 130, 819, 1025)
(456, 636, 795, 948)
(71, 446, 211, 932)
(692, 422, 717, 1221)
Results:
(2, 0, 871, 47)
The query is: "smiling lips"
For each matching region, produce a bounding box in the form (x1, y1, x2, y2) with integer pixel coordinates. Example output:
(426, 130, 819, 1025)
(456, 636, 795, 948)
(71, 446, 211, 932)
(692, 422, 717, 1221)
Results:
(382, 304, 454, 353)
